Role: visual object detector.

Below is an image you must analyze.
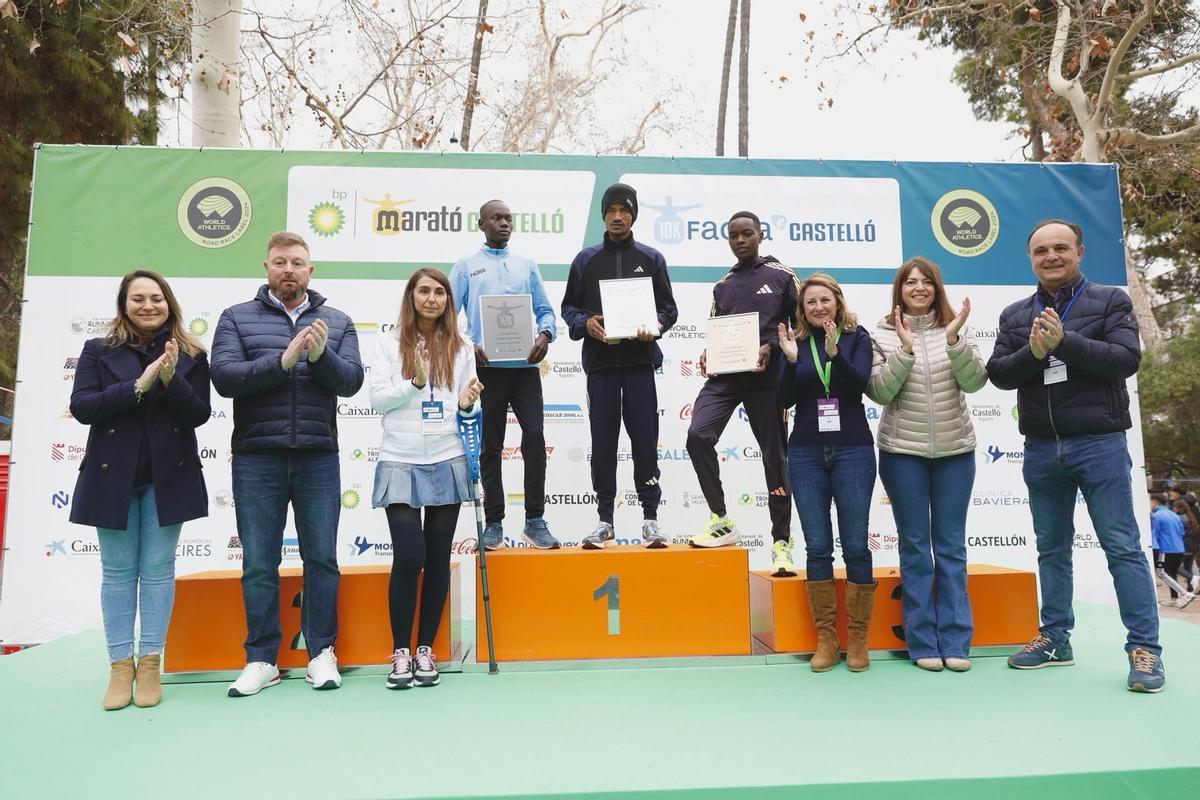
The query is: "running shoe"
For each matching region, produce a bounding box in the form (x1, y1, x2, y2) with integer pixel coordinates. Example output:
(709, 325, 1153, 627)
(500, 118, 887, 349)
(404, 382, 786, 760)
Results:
(522, 517, 561, 549)
(1007, 634, 1074, 669)
(414, 645, 440, 687)
(642, 520, 668, 549)
(688, 514, 740, 548)
(1127, 648, 1165, 693)
(770, 539, 796, 576)
(581, 521, 616, 550)
(387, 648, 414, 689)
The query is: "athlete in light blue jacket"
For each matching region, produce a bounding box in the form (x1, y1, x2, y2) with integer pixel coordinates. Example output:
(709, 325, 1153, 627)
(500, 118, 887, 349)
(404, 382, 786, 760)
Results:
(449, 199, 558, 551)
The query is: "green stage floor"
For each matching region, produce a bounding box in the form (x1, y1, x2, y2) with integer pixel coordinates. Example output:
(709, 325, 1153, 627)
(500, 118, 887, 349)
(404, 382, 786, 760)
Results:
(1, 603, 1197, 799)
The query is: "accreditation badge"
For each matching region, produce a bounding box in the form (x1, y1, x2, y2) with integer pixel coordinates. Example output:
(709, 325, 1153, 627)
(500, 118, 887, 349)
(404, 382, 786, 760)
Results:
(421, 400, 445, 434)
(1043, 356, 1068, 385)
(817, 398, 841, 432)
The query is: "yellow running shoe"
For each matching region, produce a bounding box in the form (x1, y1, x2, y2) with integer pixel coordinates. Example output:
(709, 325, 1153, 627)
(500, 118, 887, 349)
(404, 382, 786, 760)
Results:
(771, 539, 796, 576)
(688, 514, 740, 548)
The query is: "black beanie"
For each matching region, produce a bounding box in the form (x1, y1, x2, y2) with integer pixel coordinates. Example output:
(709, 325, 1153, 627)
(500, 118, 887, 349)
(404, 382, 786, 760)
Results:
(601, 183, 638, 222)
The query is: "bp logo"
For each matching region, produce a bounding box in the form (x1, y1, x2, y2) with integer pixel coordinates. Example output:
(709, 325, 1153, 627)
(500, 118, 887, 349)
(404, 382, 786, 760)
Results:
(931, 189, 999, 257)
(178, 177, 252, 248)
(189, 317, 209, 336)
(308, 201, 345, 238)
(341, 489, 360, 509)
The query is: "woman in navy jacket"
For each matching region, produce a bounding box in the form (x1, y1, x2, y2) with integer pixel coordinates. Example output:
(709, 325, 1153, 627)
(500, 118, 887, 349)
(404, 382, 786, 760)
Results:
(69, 271, 210, 710)
(778, 273, 878, 674)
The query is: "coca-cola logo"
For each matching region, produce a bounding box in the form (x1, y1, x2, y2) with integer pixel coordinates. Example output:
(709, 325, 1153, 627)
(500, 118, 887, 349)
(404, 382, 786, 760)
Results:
(451, 538, 478, 555)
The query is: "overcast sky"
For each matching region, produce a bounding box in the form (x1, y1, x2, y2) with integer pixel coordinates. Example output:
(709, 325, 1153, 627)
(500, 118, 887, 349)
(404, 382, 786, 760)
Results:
(171, 1, 1021, 162)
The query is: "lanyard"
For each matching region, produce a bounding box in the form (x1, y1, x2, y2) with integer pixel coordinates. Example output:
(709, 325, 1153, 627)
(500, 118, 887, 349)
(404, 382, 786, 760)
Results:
(808, 328, 841, 396)
(1033, 279, 1088, 325)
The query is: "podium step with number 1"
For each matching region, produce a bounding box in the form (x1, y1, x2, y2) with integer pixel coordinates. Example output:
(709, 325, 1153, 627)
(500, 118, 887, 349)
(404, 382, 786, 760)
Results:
(475, 545, 752, 662)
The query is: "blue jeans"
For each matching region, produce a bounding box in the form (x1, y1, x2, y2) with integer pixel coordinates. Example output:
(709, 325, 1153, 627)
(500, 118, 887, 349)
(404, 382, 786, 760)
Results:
(1023, 431, 1160, 655)
(97, 486, 182, 662)
(788, 444, 876, 584)
(879, 451, 974, 660)
(233, 450, 342, 664)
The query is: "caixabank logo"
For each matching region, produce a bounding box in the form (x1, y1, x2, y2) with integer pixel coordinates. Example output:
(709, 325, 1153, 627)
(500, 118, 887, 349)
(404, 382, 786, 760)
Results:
(45, 537, 100, 557)
(178, 177, 252, 248)
(930, 189, 999, 257)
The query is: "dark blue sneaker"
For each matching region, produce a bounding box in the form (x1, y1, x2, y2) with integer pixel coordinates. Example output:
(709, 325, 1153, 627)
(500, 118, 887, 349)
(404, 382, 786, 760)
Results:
(1007, 634, 1074, 669)
(482, 522, 505, 551)
(1127, 648, 1165, 693)
(521, 518, 560, 549)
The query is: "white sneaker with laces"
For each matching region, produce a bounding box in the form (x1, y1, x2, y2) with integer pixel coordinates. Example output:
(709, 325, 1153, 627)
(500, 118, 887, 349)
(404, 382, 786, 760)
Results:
(306, 646, 342, 689)
(228, 662, 280, 697)
(1176, 592, 1196, 609)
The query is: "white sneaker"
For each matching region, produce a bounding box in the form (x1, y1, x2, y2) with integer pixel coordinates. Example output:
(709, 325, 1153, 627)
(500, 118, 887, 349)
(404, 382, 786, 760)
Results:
(228, 662, 280, 697)
(1176, 592, 1196, 609)
(306, 646, 342, 689)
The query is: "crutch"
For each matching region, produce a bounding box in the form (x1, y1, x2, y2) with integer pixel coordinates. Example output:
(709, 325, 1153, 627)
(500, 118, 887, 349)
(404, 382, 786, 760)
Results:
(458, 411, 499, 674)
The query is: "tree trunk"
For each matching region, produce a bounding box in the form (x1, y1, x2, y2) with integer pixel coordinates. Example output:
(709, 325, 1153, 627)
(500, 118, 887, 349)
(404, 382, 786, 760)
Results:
(459, 0, 489, 151)
(737, 0, 750, 157)
(1123, 241, 1163, 353)
(191, 0, 242, 147)
(716, 0, 737, 156)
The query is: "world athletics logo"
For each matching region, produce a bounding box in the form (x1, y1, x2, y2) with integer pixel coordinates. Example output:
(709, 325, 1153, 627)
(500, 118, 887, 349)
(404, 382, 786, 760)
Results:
(930, 189, 999, 258)
(177, 177, 252, 249)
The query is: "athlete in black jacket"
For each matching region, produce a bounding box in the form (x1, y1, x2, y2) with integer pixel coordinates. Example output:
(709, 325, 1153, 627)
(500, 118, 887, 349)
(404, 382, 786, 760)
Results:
(561, 183, 678, 548)
(686, 212, 800, 574)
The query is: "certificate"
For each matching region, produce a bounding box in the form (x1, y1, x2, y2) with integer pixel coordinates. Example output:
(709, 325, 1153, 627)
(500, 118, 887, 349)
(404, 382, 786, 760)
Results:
(706, 312, 761, 374)
(480, 294, 534, 363)
(598, 277, 659, 341)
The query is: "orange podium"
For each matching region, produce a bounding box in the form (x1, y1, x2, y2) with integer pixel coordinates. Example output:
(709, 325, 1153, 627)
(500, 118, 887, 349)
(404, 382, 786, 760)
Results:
(476, 545, 751, 662)
(750, 564, 1038, 654)
(164, 563, 460, 672)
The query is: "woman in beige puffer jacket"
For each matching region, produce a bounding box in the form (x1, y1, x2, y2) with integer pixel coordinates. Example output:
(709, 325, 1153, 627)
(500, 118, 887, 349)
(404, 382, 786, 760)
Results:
(867, 256, 987, 673)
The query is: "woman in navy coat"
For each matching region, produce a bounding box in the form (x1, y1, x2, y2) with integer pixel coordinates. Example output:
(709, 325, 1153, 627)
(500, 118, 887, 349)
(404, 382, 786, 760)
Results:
(69, 270, 210, 710)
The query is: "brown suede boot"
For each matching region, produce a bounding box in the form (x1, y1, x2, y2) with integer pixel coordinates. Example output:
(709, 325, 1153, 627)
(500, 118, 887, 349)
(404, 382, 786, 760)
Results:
(102, 657, 135, 710)
(805, 579, 841, 672)
(845, 581, 877, 672)
(133, 653, 162, 708)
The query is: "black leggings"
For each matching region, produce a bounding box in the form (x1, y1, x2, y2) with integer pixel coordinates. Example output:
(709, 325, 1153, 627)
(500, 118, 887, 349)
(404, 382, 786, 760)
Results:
(1161, 552, 1185, 598)
(386, 503, 460, 650)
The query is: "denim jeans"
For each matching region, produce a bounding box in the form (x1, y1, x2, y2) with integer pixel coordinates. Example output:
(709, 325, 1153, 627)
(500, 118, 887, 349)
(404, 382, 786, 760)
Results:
(1023, 431, 1160, 655)
(788, 444, 876, 584)
(879, 450, 974, 660)
(96, 486, 182, 662)
(233, 450, 342, 664)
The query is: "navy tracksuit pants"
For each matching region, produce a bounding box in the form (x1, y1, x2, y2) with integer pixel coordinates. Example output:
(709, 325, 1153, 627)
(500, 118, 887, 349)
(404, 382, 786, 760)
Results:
(586, 366, 661, 524)
(685, 374, 792, 542)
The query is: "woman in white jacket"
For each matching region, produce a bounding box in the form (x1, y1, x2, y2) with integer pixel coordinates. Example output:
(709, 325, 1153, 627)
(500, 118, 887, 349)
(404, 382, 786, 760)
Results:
(867, 257, 987, 672)
(371, 268, 483, 690)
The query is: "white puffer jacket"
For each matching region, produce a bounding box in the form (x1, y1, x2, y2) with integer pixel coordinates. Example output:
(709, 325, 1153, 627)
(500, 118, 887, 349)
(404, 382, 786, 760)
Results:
(867, 312, 988, 458)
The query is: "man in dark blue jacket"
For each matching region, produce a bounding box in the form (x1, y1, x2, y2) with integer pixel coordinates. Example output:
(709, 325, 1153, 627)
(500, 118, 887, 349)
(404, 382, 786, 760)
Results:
(561, 183, 678, 549)
(987, 219, 1162, 692)
(211, 231, 364, 697)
